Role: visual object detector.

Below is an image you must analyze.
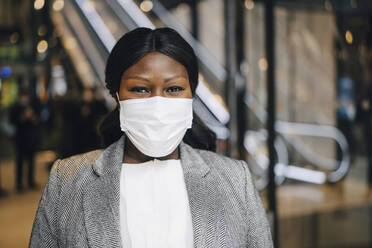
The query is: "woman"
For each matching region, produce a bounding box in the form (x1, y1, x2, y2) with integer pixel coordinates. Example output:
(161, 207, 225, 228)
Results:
(30, 27, 273, 248)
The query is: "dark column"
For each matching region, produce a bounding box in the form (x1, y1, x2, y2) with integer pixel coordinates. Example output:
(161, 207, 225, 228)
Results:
(224, 0, 238, 158)
(236, 1, 247, 160)
(190, 0, 199, 40)
(265, 0, 279, 247)
(368, 15, 372, 185)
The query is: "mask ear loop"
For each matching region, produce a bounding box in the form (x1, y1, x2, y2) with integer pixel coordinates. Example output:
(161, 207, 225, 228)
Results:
(116, 92, 120, 110)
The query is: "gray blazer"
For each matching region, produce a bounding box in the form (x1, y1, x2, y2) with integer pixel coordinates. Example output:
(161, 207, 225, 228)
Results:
(30, 136, 273, 247)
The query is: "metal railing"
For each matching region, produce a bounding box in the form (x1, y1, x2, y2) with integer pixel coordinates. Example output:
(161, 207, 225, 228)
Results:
(245, 92, 350, 189)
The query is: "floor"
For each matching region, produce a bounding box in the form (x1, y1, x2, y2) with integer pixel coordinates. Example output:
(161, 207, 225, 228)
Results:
(0, 152, 372, 247)
(0, 151, 55, 248)
(271, 155, 372, 248)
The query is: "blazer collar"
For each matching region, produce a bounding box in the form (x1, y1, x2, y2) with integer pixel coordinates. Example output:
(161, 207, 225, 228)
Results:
(92, 135, 210, 178)
(92, 135, 125, 177)
(179, 140, 210, 178)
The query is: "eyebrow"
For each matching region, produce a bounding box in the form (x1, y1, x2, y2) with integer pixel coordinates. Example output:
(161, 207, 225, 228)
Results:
(164, 75, 187, 82)
(123, 75, 187, 83)
(123, 76, 150, 82)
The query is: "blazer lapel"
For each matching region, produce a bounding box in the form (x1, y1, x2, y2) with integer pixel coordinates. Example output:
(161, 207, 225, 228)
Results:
(180, 142, 220, 248)
(83, 136, 125, 248)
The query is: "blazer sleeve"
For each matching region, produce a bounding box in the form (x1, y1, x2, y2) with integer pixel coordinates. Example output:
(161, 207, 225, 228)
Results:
(240, 160, 274, 248)
(29, 159, 62, 248)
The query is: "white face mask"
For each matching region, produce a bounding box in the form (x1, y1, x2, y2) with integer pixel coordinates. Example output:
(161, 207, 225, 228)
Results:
(117, 95, 193, 158)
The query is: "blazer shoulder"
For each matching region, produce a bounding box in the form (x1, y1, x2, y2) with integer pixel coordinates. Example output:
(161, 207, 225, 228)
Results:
(53, 149, 102, 182)
(192, 148, 247, 174)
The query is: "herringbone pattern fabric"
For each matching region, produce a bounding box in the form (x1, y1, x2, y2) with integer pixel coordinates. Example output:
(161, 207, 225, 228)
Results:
(29, 136, 273, 247)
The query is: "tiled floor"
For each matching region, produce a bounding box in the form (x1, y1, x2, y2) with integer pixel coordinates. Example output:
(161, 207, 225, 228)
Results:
(0, 152, 372, 247)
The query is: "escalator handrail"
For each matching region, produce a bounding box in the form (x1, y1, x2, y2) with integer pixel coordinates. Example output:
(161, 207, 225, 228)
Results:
(75, 0, 116, 53)
(276, 121, 350, 182)
(58, 0, 109, 84)
(114, 0, 155, 29)
(150, 0, 227, 82)
(245, 92, 350, 182)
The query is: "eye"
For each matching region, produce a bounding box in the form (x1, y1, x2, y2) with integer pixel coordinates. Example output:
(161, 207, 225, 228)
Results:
(166, 86, 184, 93)
(130, 87, 150, 93)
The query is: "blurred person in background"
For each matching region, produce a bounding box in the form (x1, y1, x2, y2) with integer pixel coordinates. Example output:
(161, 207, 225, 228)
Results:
(53, 88, 83, 158)
(29, 28, 272, 247)
(9, 89, 41, 191)
(78, 87, 108, 153)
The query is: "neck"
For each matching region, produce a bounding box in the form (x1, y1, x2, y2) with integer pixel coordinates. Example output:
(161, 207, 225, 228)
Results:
(123, 137, 180, 164)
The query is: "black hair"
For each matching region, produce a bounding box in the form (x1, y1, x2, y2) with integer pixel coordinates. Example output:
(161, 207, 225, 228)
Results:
(99, 27, 216, 151)
(105, 27, 198, 96)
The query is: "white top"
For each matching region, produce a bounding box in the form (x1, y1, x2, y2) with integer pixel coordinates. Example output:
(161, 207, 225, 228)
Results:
(120, 159, 194, 248)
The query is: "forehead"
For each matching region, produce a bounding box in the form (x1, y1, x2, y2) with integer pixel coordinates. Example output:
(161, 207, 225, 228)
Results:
(122, 52, 188, 77)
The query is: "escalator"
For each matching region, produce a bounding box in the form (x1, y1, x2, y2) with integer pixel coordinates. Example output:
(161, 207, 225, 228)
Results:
(51, 0, 350, 189)
(51, 0, 230, 146)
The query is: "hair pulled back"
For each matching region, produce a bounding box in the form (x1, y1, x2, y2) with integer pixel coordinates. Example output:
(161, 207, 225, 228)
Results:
(105, 27, 198, 96)
(99, 27, 216, 151)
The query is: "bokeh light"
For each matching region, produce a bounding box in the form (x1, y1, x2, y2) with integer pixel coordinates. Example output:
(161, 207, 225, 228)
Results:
(245, 0, 255, 10)
(345, 30, 353, 44)
(140, 0, 153, 12)
(37, 40, 48, 53)
(53, 0, 64, 11)
(34, 0, 45, 10)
